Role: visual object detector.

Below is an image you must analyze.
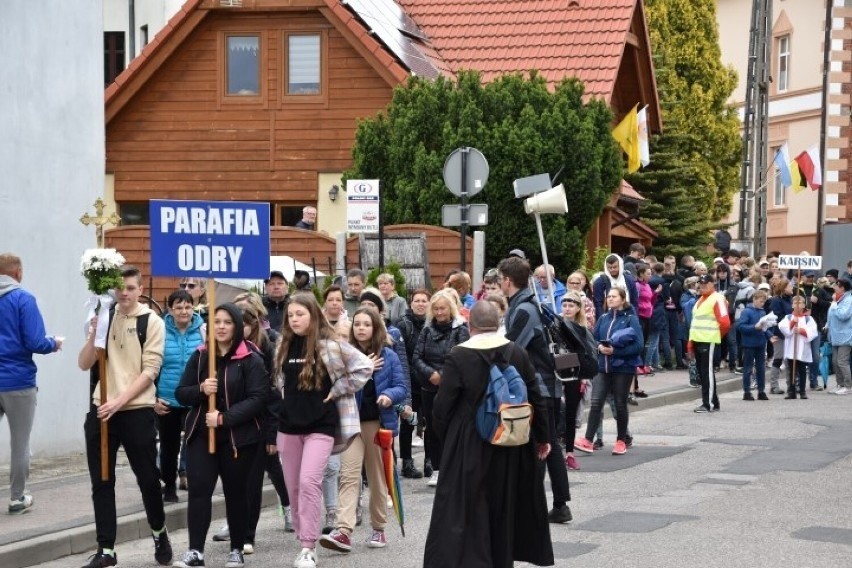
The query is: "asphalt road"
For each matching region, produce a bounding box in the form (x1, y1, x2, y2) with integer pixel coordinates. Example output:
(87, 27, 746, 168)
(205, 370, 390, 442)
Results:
(37, 386, 852, 568)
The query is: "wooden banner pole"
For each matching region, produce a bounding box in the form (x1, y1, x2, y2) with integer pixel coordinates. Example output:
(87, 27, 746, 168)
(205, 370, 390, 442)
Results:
(98, 350, 109, 481)
(208, 284, 217, 454)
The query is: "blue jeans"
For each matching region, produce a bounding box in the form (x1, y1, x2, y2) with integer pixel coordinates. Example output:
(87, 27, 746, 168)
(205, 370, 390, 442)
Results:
(725, 329, 738, 369)
(645, 322, 671, 367)
(742, 346, 765, 393)
(808, 335, 820, 387)
(585, 373, 632, 442)
(666, 310, 684, 365)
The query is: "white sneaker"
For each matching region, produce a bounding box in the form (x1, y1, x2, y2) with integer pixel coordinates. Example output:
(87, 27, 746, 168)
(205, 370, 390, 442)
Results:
(294, 547, 317, 568)
(243, 543, 254, 555)
(8, 494, 33, 514)
(212, 523, 230, 541)
(427, 471, 439, 487)
(836, 387, 849, 395)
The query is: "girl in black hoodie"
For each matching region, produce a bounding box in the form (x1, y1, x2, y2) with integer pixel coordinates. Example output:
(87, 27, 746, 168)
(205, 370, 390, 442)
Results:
(174, 303, 267, 568)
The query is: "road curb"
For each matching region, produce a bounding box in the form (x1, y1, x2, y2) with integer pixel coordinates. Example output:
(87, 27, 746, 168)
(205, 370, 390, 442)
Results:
(0, 486, 279, 568)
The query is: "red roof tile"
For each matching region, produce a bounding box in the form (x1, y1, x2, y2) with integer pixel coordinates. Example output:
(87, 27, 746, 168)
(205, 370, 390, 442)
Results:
(397, 0, 638, 99)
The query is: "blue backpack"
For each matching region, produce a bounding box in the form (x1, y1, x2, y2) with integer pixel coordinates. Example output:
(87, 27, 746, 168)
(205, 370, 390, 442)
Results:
(475, 358, 533, 447)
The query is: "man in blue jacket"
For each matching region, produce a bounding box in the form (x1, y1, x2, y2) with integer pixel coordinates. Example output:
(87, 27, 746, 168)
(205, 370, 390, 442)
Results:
(0, 253, 62, 514)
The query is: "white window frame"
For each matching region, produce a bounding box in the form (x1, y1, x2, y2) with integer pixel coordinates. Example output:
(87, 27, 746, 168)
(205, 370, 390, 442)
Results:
(777, 35, 790, 93)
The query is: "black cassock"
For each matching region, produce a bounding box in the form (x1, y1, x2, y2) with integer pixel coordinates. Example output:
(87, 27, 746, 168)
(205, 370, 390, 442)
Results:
(423, 335, 554, 568)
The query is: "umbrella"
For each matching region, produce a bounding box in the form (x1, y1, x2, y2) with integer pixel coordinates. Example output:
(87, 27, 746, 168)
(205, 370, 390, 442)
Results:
(820, 341, 832, 389)
(374, 428, 405, 536)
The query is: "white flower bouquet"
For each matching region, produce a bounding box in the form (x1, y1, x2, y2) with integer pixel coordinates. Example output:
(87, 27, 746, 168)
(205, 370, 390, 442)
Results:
(81, 248, 126, 295)
(81, 248, 125, 348)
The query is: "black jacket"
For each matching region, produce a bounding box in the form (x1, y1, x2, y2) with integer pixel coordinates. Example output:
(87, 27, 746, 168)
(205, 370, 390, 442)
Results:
(413, 319, 470, 393)
(394, 310, 426, 386)
(176, 341, 267, 452)
(505, 288, 560, 399)
(262, 295, 289, 333)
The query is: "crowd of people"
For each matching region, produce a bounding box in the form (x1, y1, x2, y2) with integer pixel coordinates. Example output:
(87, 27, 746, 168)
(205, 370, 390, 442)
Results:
(3, 243, 852, 568)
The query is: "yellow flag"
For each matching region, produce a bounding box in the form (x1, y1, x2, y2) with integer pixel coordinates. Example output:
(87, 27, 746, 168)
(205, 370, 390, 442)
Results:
(612, 105, 640, 173)
(789, 160, 805, 193)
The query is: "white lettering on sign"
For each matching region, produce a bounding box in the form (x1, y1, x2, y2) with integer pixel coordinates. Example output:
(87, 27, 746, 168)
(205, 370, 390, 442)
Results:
(177, 245, 243, 271)
(778, 255, 822, 270)
(160, 207, 260, 236)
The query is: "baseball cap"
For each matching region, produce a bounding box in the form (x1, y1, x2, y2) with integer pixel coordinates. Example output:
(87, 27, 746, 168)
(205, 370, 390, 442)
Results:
(803, 271, 816, 277)
(264, 270, 287, 284)
(713, 257, 724, 264)
(758, 282, 771, 291)
(697, 274, 716, 285)
(508, 248, 527, 260)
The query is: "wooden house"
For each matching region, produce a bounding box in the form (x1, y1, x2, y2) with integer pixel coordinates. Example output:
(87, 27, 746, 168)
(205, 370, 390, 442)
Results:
(104, 0, 661, 299)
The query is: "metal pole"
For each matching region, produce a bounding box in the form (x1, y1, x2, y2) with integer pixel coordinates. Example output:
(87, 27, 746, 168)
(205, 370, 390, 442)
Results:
(533, 212, 557, 313)
(460, 148, 469, 272)
(128, 0, 136, 62)
(378, 182, 385, 270)
(816, 0, 834, 255)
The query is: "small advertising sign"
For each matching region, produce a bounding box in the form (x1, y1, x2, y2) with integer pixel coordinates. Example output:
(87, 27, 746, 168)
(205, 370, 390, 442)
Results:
(346, 179, 380, 233)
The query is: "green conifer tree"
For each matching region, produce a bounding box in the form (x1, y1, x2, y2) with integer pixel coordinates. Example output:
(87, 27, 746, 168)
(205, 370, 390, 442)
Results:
(629, 0, 742, 256)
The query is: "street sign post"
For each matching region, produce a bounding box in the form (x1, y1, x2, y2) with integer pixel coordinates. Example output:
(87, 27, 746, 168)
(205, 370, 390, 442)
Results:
(443, 147, 489, 272)
(441, 204, 488, 227)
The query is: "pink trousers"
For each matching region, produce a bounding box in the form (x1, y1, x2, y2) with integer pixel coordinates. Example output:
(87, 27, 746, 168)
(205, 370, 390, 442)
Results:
(277, 432, 334, 548)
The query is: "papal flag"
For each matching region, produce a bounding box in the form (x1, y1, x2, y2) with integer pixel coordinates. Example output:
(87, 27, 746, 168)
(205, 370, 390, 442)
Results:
(637, 106, 650, 167)
(612, 104, 640, 173)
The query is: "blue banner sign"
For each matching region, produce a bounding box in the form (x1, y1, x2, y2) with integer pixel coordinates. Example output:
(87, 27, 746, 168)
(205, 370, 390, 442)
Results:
(150, 200, 270, 278)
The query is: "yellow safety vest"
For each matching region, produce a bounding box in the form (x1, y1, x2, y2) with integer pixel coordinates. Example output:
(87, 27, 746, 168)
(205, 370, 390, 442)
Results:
(690, 293, 722, 344)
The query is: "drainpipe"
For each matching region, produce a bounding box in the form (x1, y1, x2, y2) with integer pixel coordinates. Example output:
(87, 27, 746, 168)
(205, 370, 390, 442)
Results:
(129, 0, 136, 62)
(816, 0, 834, 256)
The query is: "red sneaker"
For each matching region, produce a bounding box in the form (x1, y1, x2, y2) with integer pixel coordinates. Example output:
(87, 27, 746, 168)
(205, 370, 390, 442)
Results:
(565, 454, 580, 470)
(574, 438, 595, 454)
(612, 440, 627, 455)
(319, 529, 352, 553)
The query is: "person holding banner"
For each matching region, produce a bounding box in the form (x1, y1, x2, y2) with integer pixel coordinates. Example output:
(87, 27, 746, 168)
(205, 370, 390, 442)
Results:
(778, 296, 819, 399)
(173, 303, 268, 568)
(76, 266, 171, 568)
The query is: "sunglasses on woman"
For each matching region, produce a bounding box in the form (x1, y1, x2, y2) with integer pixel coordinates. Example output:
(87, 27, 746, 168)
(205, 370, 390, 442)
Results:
(179, 283, 197, 290)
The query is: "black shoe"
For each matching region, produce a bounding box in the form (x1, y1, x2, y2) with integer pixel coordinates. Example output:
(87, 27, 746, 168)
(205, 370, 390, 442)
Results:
(694, 405, 711, 413)
(633, 390, 648, 398)
(423, 459, 433, 478)
(547, 504, 572, 524)
(711, 406, 720, 412)
(757, 391, 769, 400)
(153, 528, 173, 566)
(625, 435, 633, 448)
(593, 438, 604, 450)
(770, 387, 785, 395)
(163, 486, 179, 504)
(676, 364, 688, 370)
(799, 392, 808, 399)
(81, 552, 117, 568)
(785, 392, 797, 400)
(401, 459, 423, 479)
(173, 550, 205, 567)
(743, 392, 755, 401)
(627, 394, 638, 406)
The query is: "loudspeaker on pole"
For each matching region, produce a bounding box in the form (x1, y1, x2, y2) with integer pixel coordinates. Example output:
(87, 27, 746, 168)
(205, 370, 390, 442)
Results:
(523, 184, 568, 215)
